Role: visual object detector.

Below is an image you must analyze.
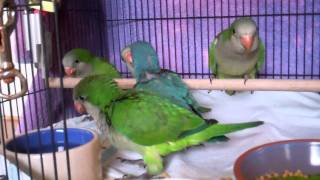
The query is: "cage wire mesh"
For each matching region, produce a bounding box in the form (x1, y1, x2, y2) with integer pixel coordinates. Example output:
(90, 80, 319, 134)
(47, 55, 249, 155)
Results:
(0, 0, 319, 179)
(0, 1, 71, 179)
(103, 0, 320, 79)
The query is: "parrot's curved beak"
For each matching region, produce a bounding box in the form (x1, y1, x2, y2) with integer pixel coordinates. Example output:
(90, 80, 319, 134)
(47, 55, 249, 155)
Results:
(64, 67, 76, 76)
(74, 101, 86, 114)
(240, 35, 253, 50)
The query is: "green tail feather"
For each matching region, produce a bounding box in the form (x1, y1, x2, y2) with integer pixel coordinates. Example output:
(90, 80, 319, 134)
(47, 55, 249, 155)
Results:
(155, 121, 263, 156)
(225, 90, 236, 96)
(179, 123, 230, 143)
(196, 106, 212, 113)
(207, 135, 230, 143)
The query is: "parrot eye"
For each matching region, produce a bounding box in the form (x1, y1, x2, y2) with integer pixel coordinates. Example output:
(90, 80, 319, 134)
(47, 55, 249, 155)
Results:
(232, 28, 236, 34)
(75, 60, 80, 63)
(79, 96, 86, 101)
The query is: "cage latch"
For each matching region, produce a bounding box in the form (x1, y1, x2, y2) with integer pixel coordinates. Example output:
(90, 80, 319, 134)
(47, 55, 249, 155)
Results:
(0, 0, 27, 100)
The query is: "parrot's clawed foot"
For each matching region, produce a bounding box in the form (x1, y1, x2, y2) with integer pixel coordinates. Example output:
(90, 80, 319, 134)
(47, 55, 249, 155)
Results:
(208, 78, 213, 93)
(243, 75, 250, 85)
(209, 74, 216, 84)
(82, 115, 94, 122)
(116, 174, 136, 180)
(184, 143, 205, 151)
(193, 143, 206, 148)
(117, 157, 146, 169)
(119, 172, 165, 180)
(117, 174, 138, 180)
(243, 79, 248, 85)
(250, 90, 254, 94)
(204, 118, 218, 124)
(101, 146, 108, 150)
(225, 90, 236, 96)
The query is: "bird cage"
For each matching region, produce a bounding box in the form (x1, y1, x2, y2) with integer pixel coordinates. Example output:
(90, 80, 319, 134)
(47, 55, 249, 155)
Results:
(0, 0, 319, 179)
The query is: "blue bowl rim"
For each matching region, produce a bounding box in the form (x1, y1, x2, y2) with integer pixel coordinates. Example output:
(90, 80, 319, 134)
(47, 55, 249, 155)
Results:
(5, 128, 98, 155)
(233, 138, 320, 180)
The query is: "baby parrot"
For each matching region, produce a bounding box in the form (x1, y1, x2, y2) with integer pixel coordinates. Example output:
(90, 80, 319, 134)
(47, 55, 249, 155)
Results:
(73, 74, 264, 178)
(62, 48, 120, 78)
(209, 17, 265, 95)
(121, 41, 211, 118)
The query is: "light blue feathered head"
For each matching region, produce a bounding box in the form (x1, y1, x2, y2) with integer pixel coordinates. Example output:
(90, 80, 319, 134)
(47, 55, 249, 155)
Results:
(121, 41, 160, 81)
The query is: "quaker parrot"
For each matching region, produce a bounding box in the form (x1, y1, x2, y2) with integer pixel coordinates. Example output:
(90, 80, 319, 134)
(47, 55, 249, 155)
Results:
(73, 74, 264, 178)
(62, 48, 120, 78)
(120, 41, 212, 119)
(209, 17, 265, 95)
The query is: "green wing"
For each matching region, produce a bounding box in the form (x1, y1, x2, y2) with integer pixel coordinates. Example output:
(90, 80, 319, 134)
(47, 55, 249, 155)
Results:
(160, 69, 189, 96)
(255, 38, 265, 71)
(163, 70, 211, 114)
(109, 91, 205, 146)
(209, 28, 233, 76)
(208, 39, 218, 75)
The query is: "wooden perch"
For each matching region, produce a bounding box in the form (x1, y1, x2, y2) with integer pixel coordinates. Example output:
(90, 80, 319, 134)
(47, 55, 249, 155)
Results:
(48, 77, 320, 92)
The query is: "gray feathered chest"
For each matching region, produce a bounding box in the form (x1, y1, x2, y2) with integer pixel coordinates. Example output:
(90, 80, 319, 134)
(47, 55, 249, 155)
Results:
(214, 37, 259, 76)
(83, 101, 144, 153)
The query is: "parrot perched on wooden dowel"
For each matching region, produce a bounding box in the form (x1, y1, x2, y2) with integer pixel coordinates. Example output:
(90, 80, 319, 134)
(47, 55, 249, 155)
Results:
(209, 17, 265, 95)
(121, 41, 215, 123)
(62, 48, 120, 78)
(62, 48, 120, 149)
(73, 74, 264, 178)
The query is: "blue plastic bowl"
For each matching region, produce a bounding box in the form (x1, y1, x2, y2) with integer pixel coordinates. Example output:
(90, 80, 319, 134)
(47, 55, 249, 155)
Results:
(6, 128, 94, 154)
(234, 139, 320, 180)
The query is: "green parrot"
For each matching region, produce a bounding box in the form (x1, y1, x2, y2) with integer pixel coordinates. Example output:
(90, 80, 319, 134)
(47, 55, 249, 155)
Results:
(209, 17, 265, 95)
(121, 41, 212, 119)
(73, 74, 264, 178)
(62, 48, 120, 78)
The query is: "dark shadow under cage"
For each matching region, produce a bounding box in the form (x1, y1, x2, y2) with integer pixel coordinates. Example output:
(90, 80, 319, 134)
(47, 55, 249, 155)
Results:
(0, 0, 319, 179)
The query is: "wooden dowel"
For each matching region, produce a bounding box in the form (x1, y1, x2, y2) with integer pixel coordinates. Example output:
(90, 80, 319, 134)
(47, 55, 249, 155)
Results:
(48, 78, 320, 92)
